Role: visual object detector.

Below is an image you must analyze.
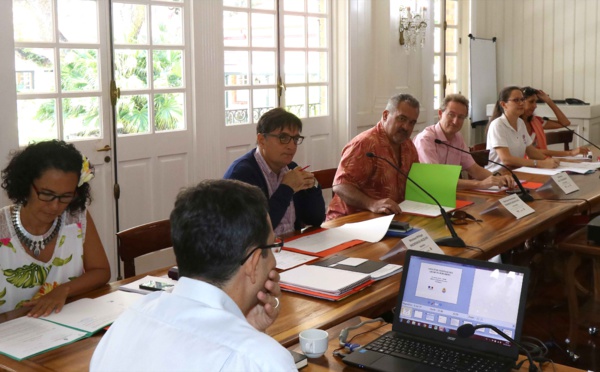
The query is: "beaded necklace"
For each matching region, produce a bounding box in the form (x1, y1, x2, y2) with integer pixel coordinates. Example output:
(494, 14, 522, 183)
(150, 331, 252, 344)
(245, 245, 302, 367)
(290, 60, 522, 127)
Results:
(11, 204, 62, 257)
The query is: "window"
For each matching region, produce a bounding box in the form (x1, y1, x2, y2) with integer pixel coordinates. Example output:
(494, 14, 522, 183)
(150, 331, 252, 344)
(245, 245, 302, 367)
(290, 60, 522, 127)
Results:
(433, 0, 459, 110)
(223, 0, 330, 125)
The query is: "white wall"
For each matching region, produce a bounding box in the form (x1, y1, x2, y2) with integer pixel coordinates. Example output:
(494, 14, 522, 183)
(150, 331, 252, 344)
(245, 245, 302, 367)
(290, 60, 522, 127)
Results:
(471, 0, 600, 104)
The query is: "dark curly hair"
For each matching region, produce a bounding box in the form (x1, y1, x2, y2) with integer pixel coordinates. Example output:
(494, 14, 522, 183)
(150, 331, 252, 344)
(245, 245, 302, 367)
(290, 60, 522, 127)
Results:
(1, 140, 92, 213)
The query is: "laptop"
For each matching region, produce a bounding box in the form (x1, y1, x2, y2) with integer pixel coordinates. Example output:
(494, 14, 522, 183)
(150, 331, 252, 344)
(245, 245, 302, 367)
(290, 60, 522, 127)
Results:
(343, 250, 530, 372)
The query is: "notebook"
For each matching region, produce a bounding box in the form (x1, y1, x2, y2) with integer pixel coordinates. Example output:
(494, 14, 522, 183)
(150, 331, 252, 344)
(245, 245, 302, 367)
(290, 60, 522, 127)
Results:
(343, 250, 530, 372)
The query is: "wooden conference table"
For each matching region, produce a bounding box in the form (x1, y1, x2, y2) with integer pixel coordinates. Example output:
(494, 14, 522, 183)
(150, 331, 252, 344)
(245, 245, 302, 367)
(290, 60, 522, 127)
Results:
(0, 169, 598, 371)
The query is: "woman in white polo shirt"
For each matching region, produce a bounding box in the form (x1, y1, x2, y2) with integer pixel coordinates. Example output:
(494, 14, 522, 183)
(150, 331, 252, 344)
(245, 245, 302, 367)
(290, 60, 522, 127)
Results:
(485, 86, 559, 173)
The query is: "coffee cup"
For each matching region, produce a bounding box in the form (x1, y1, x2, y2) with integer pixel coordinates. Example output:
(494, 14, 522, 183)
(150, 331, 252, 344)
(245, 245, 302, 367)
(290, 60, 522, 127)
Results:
(299, 329, 329, 358)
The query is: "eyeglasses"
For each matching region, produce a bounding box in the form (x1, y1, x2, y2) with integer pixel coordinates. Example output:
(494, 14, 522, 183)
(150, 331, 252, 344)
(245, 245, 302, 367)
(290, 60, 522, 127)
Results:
(262, 133, 305, 145)
(449, 211, 482, 225)
(239, 237, 284, 265)
(445, 112, 467, 121)
(32, 184, 76, 204)
(506, 98, 526, 104)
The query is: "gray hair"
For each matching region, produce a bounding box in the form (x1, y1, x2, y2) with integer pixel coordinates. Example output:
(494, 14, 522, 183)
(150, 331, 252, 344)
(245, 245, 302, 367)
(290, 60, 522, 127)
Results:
(385, 93, 420, 113)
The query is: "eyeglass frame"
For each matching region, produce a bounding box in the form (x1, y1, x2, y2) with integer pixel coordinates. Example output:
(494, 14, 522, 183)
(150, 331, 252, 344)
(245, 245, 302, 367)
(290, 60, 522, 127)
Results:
(262, 133, 305, 145)
(239, 237, 284, 265)
(449, 210, 482, 225)
(31, 183, 76, 204)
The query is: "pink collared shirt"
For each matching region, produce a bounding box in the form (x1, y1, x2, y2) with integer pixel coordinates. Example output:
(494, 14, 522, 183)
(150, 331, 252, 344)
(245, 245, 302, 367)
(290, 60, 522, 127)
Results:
(413, 123, 475, 170)
(254, 150, 296, 235)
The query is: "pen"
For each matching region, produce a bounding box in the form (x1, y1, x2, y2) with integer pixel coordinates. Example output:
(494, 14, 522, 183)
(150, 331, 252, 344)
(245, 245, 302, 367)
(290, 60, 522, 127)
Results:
(300, 165, 310, 171)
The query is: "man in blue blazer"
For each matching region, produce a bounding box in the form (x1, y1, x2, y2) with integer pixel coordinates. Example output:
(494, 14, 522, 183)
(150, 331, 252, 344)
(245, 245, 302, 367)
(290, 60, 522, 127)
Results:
(224, 108, 325, 235)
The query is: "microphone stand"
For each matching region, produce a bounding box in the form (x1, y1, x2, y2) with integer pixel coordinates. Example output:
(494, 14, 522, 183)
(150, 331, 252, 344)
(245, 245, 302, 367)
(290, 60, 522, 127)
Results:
(434, 139, 534, 202)
(542, 116, 600, 152)
(457, 323, 539, 372)
(366, 152, 466, 248)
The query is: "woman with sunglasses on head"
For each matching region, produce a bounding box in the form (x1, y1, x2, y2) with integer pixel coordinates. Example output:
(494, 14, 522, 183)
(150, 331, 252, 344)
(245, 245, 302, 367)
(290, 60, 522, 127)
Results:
(485, 86, 560, 173)
(0, 140, 110, 317)
(520, 86, 589, 157)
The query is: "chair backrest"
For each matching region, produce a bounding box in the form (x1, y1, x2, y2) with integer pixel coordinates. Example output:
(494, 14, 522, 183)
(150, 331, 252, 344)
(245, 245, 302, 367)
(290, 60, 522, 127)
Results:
(470, 149, 490, 167)
(117, 219, 172, 278)
(545, 130, 573, 151)
(470, 142, 487, 152)
(312, 168, 337, 190)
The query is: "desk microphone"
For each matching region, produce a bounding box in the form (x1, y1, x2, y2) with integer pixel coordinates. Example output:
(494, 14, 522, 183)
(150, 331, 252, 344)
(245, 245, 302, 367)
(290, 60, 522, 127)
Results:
(542, 116, 600, 152)
(457, 323, 539, 372)
(434, 139, 534, 202)
(365, 152, 466, 248)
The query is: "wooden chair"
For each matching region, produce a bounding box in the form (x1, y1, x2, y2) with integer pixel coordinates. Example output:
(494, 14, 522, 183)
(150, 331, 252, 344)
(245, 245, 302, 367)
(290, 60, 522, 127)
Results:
(313, 168, 336, 192)
(469, 149, 490, 167)
(117, 219, 172, 278)
(470, 142, 487, 152)
(545, 130, 574, 151)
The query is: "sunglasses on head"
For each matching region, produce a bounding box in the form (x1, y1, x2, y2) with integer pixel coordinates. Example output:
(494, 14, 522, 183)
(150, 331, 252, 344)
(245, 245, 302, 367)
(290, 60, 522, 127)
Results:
(449, 210, 482, 225)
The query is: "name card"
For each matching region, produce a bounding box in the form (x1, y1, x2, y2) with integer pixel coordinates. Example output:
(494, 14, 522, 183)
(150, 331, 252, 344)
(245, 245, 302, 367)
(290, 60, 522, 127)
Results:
(551, 172, 579, 194)
(402, 230, 445, 255)
(499, 194, 535, 219)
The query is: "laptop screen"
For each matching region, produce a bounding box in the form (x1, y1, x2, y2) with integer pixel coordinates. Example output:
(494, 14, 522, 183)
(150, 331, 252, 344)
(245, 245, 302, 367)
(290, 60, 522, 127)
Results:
(395, 251, 529, 356)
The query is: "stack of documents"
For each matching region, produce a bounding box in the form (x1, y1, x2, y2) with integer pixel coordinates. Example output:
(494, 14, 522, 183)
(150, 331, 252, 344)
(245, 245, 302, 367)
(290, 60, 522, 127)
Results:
(312, 255, 402, 281)
(280, 265, 374, 301)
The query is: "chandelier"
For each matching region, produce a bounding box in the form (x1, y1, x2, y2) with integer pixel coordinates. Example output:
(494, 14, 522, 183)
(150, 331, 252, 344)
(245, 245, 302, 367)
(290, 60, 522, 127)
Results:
(398, 6, 427, 53)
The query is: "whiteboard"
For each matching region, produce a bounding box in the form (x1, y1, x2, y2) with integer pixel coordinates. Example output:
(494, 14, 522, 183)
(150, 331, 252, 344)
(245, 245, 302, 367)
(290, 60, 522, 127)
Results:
(469, 37, 497, 124)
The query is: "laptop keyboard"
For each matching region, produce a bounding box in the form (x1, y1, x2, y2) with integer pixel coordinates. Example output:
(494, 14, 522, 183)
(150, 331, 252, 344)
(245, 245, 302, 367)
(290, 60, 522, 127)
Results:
(365, 334, 509, 372)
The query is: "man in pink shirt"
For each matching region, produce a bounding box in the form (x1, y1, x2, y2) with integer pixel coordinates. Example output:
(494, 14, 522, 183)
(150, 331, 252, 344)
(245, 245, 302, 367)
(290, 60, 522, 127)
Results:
(413, 94, 514, 190)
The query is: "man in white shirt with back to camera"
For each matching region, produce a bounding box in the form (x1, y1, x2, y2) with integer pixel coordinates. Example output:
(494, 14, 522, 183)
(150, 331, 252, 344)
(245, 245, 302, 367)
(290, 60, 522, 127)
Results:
(91, 179, 296, 371)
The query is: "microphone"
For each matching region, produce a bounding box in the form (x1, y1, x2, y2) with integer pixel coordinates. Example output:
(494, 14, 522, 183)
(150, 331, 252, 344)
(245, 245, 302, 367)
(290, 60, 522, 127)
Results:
(457, 323, 539, 372)
(365, 152, 466, 248)
(542, 116, 600, 152)
(434, 139, 534, 202)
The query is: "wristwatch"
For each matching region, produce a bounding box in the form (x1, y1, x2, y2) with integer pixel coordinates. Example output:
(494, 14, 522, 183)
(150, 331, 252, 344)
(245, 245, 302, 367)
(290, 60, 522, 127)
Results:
(533, 160, 538, 168)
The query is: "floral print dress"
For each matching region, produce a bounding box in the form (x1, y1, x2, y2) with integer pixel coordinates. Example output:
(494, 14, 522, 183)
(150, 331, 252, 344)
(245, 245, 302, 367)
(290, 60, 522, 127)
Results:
(0, 205, 86, 313)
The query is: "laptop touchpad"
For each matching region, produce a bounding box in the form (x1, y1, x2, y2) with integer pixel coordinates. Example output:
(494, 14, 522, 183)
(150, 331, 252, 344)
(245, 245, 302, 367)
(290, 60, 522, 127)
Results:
(371, 355, 439, 372)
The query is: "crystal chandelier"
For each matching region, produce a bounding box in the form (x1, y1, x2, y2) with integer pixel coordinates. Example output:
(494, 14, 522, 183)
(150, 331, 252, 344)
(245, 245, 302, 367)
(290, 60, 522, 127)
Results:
(398, 6, 427, 53)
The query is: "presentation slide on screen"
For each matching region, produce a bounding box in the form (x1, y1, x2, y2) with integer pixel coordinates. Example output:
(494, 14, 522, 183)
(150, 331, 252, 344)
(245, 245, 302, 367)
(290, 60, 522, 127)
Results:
(415, 263, 462, 305)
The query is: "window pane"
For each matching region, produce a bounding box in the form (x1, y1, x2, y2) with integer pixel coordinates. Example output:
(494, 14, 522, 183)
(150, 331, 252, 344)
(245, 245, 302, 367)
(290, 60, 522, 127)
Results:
(153, 50, 183, 89)
(224, 0, 248, 7)
(225, 89, 250, 125)
(252, 51, 275, 85)
(446, 0, 458, 26)
(284, 51, 306, 83)
(308, 51, 327, 83)
(224, 51, 249, 86)
(152, 5, 183, 45)
(252, 89, 276, 121)
(307, 17, 327, 48)
(308, 86, 327, 117)
(433, 0, 442, 25)
(63, 96, 101, 139)
(285, 87, 306, 118)
(284, 15, 305, 48)
(15, 48, 56, 93)
(434, 27, 441, 54)
(283, 0, 304, 12)
(17, 99, 57, 145)
(57, 0, 98, 43)
(433, 55, 441, 81)
(251, 0, 274, 10)
(446, 82, 457, 95)
(13, 0, 53, 42)
(113, 3, 148, 45)
(433, 84, 441, 110)
(251, 13, 275, 47)
(307, 0, 327, 14)
(115, 50, 149, 90)
(446, 55, 457, 81)
(224, 11, 249, 47)
(117, 94, 150, 135)
(446, 28, 457, 53)
(60, 49, 99, 92)
(155, 93, 184, 131)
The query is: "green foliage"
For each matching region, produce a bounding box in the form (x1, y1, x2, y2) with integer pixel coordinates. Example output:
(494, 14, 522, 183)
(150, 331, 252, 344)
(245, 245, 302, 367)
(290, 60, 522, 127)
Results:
(4, 264, 51, 289)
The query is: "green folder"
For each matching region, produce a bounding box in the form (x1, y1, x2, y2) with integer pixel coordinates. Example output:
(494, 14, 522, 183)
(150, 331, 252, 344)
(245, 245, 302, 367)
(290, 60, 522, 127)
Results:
(405, 163, 461, 208)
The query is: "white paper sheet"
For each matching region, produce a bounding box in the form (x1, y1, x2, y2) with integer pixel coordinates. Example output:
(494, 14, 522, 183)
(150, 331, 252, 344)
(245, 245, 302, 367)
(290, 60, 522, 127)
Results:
(274, 250, 317, 270)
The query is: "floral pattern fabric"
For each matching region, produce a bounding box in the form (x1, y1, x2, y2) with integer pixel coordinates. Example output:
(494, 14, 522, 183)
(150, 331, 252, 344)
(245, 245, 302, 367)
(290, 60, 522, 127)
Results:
(0, 206, 86, 312)
(326, 121, 419, 220)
